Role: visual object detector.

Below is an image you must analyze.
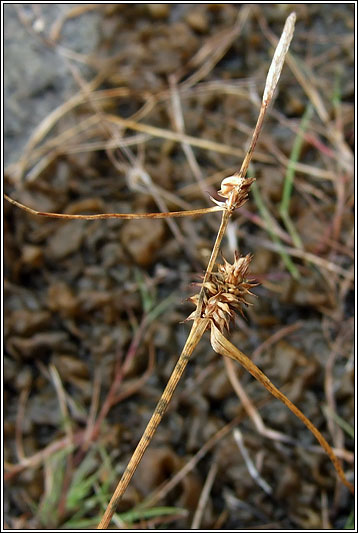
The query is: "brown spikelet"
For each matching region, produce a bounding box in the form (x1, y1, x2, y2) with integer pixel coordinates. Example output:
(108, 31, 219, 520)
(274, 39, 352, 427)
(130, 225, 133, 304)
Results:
(187, 252, 258, 332)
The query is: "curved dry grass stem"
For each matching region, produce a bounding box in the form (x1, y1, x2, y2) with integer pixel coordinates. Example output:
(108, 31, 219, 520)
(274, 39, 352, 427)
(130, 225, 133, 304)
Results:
(210, 324, 354, 495)
(4, 194, 223, 220)
(224, 357, 294, 444)
(191, 461, 218, 529)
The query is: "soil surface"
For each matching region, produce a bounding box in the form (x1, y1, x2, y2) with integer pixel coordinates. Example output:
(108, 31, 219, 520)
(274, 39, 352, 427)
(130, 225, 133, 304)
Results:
(4, 4, 354, 530)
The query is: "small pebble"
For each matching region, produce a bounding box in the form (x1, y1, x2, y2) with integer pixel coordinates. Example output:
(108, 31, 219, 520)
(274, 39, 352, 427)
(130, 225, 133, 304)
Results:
(14, 367, 33, 391)
(148, 4, 169, 19)
(120, 218, 165, 266)
(21, 245, 43, 267)
(185, 9, 209, 33)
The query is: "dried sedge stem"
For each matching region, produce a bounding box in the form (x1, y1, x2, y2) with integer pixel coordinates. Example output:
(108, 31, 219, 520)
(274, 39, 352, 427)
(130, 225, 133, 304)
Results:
(111, 341, 156, 405)
(224, 357, 294, 444)
(191, 461, 218, 529)
(49, 364, 73, 444)
(195, 209, 231, 318)
(210, 324, 354, 495)
(5, 432, 84, 479)
(14, 73, 108, 181)
(248, 233, 353, 281)
(140, 415, 242, 509)
(50, 4, 101, 42)
(97, 13, 298, 528)
(177, 6, 251, 90)
(15, 386, 30, 462)
(97, 318, 209, 529)
(104, 113, 246, 158)
(82, 366, 102, 450)
(239, 12, 296, 179)
(169, 76, 207, 194)
(233, 428, 272, 495)
(4, 194, 223, 220)
(195, 14, 296, 317)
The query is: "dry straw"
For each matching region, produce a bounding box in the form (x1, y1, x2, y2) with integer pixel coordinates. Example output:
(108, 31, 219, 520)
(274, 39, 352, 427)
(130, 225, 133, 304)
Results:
(5, 12, 353, 530)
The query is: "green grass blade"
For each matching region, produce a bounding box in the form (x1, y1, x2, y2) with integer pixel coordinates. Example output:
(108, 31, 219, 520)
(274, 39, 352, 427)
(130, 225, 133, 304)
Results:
(322, 405, 354, 439)
(332, 68, 342, 108)
(344, 510, 355, 529)
(279, 103, 313, 248)
(146, 292, 178, 323)
(251, 178, 300, 279)
(117, 505, 187, 524)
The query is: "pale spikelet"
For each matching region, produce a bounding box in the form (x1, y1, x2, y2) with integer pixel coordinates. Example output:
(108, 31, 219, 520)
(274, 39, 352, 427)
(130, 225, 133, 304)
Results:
(218, 175, 245, 198)
(188, 252, 257, 332)
(217, 175, 255, 210)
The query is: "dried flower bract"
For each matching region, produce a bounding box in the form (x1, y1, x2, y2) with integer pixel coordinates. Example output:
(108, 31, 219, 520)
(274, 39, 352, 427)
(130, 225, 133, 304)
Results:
(217, 175, 255, 211)
(188, 252, 257, 332)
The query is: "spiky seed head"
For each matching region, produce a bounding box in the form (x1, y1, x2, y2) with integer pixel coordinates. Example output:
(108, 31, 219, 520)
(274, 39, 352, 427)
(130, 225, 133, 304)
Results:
(187, 252, 258, 332)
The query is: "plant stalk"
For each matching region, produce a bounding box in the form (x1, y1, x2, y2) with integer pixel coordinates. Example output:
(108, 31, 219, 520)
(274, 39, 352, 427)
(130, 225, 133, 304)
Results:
(210, 324, 354, 495)
(97, 318, 209, 529)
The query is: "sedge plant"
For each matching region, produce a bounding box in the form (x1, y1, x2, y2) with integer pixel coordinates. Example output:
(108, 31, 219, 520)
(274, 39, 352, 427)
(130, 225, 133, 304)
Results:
(5, 13, 354, 530)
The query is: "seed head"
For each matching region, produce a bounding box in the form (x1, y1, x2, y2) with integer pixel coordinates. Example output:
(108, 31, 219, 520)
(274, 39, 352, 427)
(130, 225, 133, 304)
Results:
(187, 252, 258, 333)
(217, 175, 255, 210)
